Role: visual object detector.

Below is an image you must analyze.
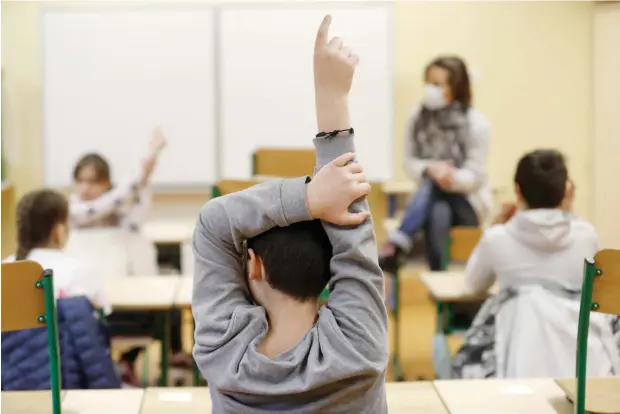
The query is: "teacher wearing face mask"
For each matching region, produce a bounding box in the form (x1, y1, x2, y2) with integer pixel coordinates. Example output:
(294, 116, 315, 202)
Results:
(380, 56, 493, 273)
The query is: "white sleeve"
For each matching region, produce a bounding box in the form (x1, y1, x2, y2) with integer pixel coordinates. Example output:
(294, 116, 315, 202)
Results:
(450, 112, 491, 194)
(464, 229, 496, 294)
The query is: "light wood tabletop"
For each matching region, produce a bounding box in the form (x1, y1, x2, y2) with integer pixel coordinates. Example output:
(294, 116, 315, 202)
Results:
(555, 377, 620, 414)
(1, 390, 65, 414)
(420, 271, 498, 303)
(386, 382, 448, 413)
(435, 378, 574, 414)
(104, 275, 183, 311)
(382, 180, 416, 194)
(63, 389, 144, 414)
(140, 387, 211, 414)
(142, 220, 195, 244)
(175, 276, 193, 308)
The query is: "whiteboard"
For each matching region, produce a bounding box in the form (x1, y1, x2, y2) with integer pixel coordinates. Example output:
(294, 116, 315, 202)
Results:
(219, 5, 393, 180)
(42, 8, 217, 188)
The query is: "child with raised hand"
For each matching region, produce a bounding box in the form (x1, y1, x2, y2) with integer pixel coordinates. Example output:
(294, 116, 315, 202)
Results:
(5, 189, 110, 314)
(70, 127, 166, 232)
(192, 15, 389, 413)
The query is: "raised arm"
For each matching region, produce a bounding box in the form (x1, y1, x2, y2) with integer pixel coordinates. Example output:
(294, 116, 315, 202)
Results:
(313, 15, 388, 365)
(69, 180, 142, 226)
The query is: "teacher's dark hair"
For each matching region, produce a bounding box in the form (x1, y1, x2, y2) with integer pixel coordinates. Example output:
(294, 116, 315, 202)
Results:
(425, 56, 472, 109)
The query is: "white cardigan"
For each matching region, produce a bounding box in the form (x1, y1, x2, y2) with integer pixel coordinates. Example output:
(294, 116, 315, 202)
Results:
(403, 106, 494, 222)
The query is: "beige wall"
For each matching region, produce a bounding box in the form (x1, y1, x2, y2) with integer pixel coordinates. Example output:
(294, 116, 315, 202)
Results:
(593, 2, 620, 248)
(0, 1, 598, 219)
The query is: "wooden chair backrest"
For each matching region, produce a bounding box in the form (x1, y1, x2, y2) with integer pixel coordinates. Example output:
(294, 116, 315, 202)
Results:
(367, 182, 388, 244)
(1, 261, 46, 332)
(449, 227, 483, 263)
(215, 179, 264, 196)
(592, 249, 620, 316)
(254, 148, 315, 178)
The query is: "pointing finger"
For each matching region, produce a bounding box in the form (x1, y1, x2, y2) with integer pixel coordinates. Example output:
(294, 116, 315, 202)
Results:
(315, 15, 332, 51)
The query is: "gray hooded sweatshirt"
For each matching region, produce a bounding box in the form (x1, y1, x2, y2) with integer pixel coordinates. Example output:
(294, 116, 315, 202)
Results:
(192, 133, 389, 413)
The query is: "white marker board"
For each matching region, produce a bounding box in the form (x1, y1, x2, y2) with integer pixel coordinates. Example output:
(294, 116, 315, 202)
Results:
(219, 4, 394, 180)
(42, 8, 217, 187)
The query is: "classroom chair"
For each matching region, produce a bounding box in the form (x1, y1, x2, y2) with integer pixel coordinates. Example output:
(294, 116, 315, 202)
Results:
(1, 261, 62, 414)
(253, 148, 315, 178)
(556, 249, 620, 414)
(390, 226, 482, 381)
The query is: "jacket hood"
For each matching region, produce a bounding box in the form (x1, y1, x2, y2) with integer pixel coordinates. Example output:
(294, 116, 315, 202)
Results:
(505, 209, 574, 251)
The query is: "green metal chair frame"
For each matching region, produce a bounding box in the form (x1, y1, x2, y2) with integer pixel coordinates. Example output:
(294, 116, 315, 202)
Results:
(575, 249, 620, 414)
(1, 261, 62, 414)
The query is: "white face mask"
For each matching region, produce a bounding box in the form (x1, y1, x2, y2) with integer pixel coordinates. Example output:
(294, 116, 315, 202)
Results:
(422, 84, 448, 110)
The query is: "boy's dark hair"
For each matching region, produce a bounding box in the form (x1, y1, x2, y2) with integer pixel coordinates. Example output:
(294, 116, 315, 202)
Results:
(16, 189, 69, 260)
(425, 55, 472, 109)
(73, 153, 111, 183)
(514, 149, 567, 209)
(247, 220, 332, 301)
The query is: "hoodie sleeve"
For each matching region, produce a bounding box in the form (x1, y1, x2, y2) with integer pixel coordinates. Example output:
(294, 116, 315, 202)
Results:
(464, 228, 496, 294)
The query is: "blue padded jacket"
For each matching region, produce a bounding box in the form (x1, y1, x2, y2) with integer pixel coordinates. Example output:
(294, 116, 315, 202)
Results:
(1, 296, 121, 390)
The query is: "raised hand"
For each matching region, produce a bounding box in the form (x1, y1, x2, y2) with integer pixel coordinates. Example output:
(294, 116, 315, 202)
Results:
(314, 15, 359, 99)
(306, 152, 371, 226)
(140, 127, 167, 186)
(313, 15, 359, 132)
(148, 127, 167, 159)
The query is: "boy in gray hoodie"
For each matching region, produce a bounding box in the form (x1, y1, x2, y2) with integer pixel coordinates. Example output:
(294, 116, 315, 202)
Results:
(192, 15, 389, 413)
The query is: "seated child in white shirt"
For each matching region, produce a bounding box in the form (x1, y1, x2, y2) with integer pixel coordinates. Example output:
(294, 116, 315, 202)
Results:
(6, 189, 110, 314)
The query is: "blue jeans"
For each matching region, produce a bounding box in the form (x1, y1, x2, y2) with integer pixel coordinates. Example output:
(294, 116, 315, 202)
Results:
(391, 179, 478, 270)
(398, 179, 435, 236)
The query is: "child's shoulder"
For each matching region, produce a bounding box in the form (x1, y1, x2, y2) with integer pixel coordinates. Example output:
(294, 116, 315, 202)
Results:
(569, 216, 598, 239)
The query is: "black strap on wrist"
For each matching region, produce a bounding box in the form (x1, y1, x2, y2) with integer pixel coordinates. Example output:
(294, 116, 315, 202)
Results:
(315, 127, 354, 138)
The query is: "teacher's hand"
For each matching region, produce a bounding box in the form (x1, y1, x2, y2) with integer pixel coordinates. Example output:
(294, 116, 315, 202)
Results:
(427, 162, 454, 190)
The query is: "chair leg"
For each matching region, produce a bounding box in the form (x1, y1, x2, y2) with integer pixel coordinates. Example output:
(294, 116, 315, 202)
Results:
(42, 270, 63, 414)
(575, 260, 597, 414)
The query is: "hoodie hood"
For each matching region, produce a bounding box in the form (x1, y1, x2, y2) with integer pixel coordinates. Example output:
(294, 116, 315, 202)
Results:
(505, 209, 574, 251)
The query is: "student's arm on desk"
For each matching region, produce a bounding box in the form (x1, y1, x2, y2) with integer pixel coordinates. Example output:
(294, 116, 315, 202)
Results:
(315, 135, 389, 366)
(191, 179, 311, 359)
(464, 229, 495, 294)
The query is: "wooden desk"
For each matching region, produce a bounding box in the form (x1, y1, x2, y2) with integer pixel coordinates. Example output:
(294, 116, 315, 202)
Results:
(105, 276, 182, 387)
(63, 389, 144, 414)
(104, 276, 182, 311)
(434, 378, 574, 414)
(555, 377, 620, 413)
(386, 382, 448, 413)
(141, 387, 211, 414)
(142, 220, 195, 245)
(1, 390, 65, 414)
(382, 180, 415, 195)
(419, 271, 498, 303)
